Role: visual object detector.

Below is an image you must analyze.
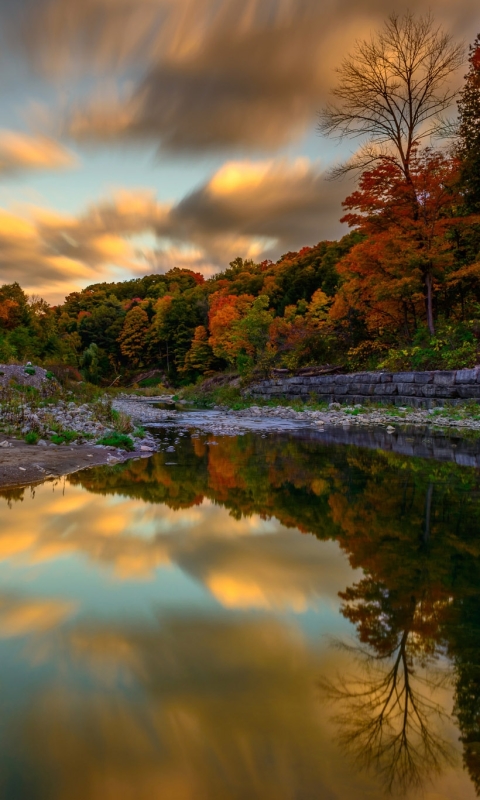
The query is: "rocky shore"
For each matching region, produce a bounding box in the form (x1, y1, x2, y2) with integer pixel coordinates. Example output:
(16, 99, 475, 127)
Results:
(112, 394, 480, 435)
(0, 388, 160, 489)
(2, 388, 480, 490)
(111, 396, 480, 469)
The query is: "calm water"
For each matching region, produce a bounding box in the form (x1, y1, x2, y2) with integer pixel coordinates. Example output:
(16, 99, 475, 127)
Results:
(0, 428, 480, 799)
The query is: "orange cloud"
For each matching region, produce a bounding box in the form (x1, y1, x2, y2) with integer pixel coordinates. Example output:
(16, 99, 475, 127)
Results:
(0, 130, 76, 175)
(0, 158, 346, 301)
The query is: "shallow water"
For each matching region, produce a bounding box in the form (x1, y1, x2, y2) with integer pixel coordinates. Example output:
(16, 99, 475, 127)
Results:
(0, 428, 480, 799)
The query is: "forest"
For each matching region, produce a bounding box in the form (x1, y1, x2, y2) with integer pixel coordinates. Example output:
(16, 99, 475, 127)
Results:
(0, 17, 479, 388)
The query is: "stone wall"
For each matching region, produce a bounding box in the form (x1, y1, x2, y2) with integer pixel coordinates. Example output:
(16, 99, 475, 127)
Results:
(247, 368, 480, 408)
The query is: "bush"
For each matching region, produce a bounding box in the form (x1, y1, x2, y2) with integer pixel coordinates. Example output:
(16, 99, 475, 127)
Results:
(51, 431, 78, 445)
(24, 367, 36, 376)
(96, 432, 134, 451)
(24, 431, 39, 445)
(378, 321, 479, 371)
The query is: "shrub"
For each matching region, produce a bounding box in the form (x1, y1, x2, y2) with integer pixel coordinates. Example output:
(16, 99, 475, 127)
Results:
(50, 431, 78, 445)
(96, 432, 134, 451)
(24, 431, 39, 445)
(24, 367, 36, 376)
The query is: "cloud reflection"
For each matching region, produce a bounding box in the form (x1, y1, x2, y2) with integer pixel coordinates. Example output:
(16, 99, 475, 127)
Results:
(0, 480, 354, 613)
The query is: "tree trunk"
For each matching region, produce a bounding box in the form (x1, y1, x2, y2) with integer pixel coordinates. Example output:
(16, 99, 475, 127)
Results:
(425, 273, 435, 336)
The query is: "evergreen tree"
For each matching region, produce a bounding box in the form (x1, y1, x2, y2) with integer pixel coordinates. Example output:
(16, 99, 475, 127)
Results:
(458, 34, 480, 213)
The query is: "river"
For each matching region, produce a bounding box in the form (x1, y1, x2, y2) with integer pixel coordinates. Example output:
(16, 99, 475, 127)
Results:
(0, 425, 479, 799)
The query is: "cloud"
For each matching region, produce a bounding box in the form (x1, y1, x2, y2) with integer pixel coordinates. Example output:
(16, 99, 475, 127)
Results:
(161, 158, 347, 261)
(0, 157, 346, 299)
(0, 190, 164, 301)
(9, 0, 477, 154)
(0, 130, 76, 176)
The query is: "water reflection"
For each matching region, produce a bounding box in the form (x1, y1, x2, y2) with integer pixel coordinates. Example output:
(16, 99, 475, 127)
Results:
(0, 430, 479, 798)
(17, 617, 343, 800)
(319, 616, 454, 794)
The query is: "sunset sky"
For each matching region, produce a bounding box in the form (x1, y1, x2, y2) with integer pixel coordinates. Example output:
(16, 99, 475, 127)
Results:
(0, 0, 478, 302)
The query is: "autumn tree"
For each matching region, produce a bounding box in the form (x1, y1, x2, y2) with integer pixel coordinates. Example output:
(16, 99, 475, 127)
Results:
(319, 12, 464, 182)
(235, 295, 274, 372)
(118, 306, 150, 366)
(334, 149, 468, 336)
(208, 293, 255, 366)
(181, 325, 218, 376)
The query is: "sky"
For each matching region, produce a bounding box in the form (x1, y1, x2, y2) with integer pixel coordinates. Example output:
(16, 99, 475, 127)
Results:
(0, 0, 478, 303)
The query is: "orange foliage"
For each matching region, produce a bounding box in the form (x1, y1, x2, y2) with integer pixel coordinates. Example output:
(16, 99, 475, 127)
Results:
(333, 149, 475, 335)
(208, 293, 254, 364)
(0, 299, 20, 330)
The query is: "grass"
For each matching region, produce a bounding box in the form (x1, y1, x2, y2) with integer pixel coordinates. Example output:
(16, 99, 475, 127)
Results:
(96, 432, 135, 451)
(24, 431, 39, 445)
(110, 408, 133, 433)
(50, 430, 78, 445)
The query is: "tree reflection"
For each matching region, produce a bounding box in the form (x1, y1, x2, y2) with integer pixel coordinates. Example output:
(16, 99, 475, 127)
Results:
(318, 465, 462, 794)
(448, 593, 480, 794)
(319, 630, 453, 794)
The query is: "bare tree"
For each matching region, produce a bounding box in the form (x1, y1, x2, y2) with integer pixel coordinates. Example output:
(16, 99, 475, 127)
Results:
(319, 12, 464, 181)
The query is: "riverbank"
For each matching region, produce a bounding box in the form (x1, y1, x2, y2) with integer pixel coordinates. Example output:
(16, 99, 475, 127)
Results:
(0, 437, 158, 489)
(113, 394, 480, 435)
(0, 380, 161, 488)
(3, 390, 480, 490)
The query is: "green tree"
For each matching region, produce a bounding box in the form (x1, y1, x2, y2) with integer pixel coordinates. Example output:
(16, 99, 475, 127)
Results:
(457, 34, 480, 213)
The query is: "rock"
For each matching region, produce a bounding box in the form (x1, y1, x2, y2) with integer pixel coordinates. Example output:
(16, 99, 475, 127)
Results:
(329, 402, 341, 410)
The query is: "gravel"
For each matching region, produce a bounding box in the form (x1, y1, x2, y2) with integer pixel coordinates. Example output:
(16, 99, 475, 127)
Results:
(112, 395, 480, 436)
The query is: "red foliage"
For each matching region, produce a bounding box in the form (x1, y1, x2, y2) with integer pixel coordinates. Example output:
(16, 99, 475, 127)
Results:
(471, 46, 480, 71)
(335, 149, 472, 335)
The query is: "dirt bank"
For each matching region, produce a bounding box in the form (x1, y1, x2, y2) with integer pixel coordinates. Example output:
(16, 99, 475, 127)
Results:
(0, 438, 155, 489)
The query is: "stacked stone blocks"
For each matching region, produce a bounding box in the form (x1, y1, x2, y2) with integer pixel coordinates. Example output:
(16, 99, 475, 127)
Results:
(248, 368, 480, 407)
